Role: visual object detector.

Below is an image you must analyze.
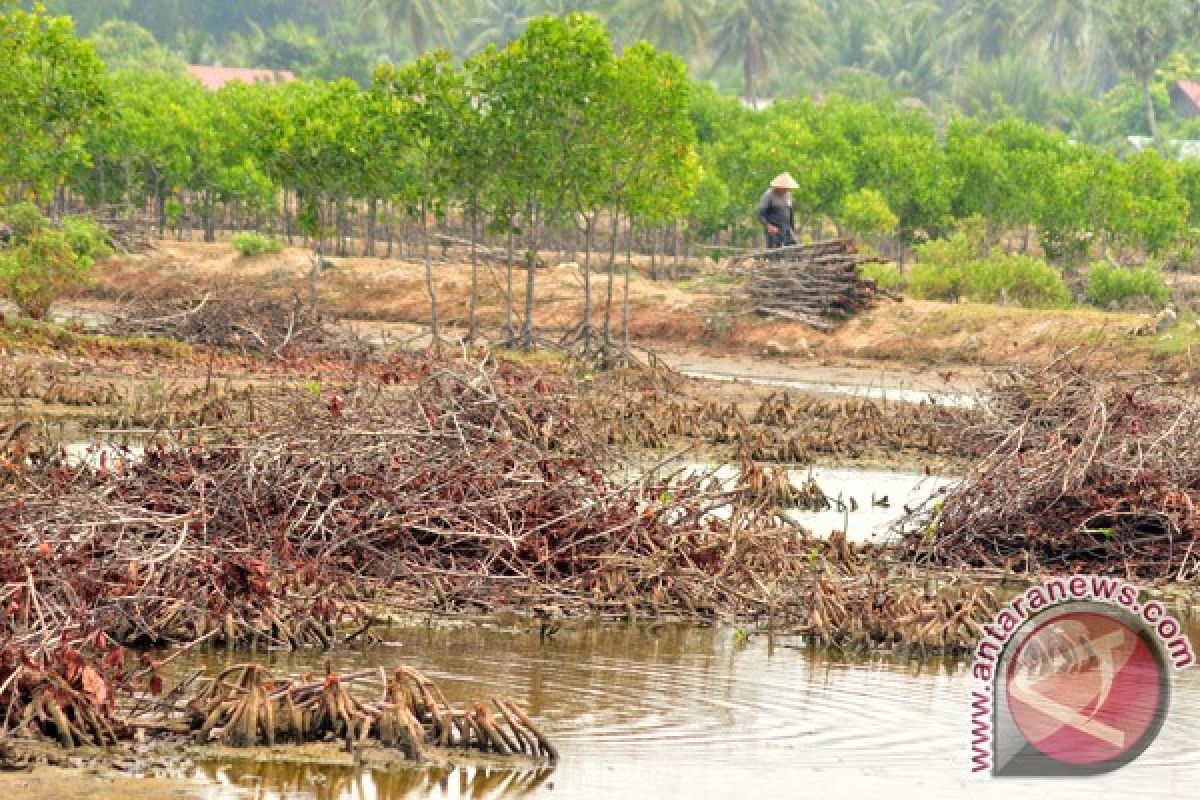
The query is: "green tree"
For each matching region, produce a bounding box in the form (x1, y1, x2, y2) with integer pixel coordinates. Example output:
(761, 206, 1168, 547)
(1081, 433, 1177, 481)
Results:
(957, 56, 1057, 125)
(479, 13, 616, 350)
(841, 187, 897, 237)
(0, 0, 109, 197)
(259, 78, 370, 306)
(603, 42, 700, 350)
(948, 0, 1021, 63)
(374, 51, 469, 352)
(89, 19, 185, 74)
(0, 227, 91, 319)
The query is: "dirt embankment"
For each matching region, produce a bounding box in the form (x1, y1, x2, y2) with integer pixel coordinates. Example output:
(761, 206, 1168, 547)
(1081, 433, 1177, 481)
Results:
(77, 240, 1198, 374)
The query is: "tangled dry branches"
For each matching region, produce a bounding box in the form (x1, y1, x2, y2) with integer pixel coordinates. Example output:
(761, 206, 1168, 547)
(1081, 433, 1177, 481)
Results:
(903, 357, 1200, 581)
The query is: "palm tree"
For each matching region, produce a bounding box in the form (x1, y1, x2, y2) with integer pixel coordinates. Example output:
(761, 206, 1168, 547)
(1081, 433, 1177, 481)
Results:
(1016, 0, 1108, 88)
(364, 0, 460, 58)
(865, 8, 947, 100)
(814, 0, 888, 77)
(947, 0, 1021, 63)
(535, 0, 603, 14)
(462, 0, 534, 54)
(611, 0, 711, 58)
(1106, 0, 1183, 147)
(958, 55, 1056, 124)
(710, 0, 826, 100)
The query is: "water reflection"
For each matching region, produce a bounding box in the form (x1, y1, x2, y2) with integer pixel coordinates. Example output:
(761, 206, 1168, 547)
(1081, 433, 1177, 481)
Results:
(178, 620, 1200, 800)
(195, 761, 554, 800)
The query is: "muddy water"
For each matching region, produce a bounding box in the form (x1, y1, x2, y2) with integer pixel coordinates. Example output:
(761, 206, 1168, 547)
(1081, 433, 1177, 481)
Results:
(181, 622, 1200, 800)
(678, 367, 977, 408)
(664, 463, 955, 543)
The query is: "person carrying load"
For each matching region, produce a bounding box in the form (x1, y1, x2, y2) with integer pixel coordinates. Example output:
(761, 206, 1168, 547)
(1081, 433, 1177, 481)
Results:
(757, 172, 798, 249)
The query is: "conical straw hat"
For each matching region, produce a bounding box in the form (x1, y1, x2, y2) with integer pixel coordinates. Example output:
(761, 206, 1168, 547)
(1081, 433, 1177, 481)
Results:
(771, 172, 799, 190)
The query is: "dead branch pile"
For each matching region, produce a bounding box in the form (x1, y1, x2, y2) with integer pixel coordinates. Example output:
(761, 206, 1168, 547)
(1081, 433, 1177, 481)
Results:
(2, 357, 814, 646)
(902, 359, 1200, 581)
(731, 239, 895, 332)
(112, 289, 335, 356)
(93, 214, 158, 254)
(0, 353, 826, 755)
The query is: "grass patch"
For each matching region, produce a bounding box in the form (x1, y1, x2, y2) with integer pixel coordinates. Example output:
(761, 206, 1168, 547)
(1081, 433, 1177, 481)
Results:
(1144, 311, 1200, 356)
(0, 317, 192, 359)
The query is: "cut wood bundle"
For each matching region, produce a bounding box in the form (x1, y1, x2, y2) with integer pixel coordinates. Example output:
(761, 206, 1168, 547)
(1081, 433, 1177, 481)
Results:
(731, 238, 895, 332)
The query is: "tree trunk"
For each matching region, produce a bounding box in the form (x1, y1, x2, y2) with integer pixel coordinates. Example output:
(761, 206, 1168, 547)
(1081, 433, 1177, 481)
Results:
(1144, 75, 1162, 152)
(422, 191, 441, 355)
(468, 192, 479, 344)
(622, 222, 634, 351)
(336, 198, 349, 257)
(155, 183, 166, 235)
(602, 210, 621, 346)
(203, 192, 216, 243)
(505, 221, 515, 340)
(521, 201, 538, 351)
(284, 189, 294, 245)
(384, 200, 393, 258)
(580, 214, 595, 341)
(308, 202, 324, 313)
(365, 196, 378, 257)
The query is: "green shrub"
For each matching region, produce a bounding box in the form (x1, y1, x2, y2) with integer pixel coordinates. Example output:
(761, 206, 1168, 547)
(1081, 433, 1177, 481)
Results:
(841, 188, 898, 236)
(908, 261, 965, 301)
(0, 202, 49, 240)
(0, 230, 93, 319)
(1085, 261, 1170, 309)
(914, 232, 977, 270)
(963, 254, 1071, 308)
(60, 215, 115, 266)
(860, 261, 905, 291)
(232, 232, 284, 257)
(908, 239, 1070, 308)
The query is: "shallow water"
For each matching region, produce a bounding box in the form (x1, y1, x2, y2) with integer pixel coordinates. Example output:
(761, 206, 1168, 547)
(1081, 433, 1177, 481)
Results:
(783, 465, 955, 542)
(679, 368, 977, 408)
(658, 462, 955, 543)
(182, 622, 1200, 800)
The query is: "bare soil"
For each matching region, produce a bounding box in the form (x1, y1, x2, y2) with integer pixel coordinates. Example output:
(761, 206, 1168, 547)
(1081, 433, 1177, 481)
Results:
(0, 768, 203, 799)
(83, 240, 1194, 373)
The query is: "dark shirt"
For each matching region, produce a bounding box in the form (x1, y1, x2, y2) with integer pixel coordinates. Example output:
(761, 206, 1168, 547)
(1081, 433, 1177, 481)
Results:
(757, 189, 796, 248)
(757, 189, 794, 232)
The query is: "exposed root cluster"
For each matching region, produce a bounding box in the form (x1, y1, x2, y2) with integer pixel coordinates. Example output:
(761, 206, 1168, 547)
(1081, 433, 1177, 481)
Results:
(793, 576, 1001, 656)
(181, 663, 557, 762)
(581, 382, 961, 465)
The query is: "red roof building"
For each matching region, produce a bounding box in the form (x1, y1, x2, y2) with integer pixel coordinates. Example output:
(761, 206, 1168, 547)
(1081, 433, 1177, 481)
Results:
(1169, 80, 1200, 119)
(186, 65, 296, 91)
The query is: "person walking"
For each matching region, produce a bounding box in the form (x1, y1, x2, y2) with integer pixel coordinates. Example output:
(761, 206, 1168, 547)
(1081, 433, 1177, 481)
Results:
(757, 172, 799, 249)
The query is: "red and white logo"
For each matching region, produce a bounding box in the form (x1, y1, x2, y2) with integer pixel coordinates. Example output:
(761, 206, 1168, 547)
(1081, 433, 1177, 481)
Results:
(1006, 611, 1165, 768)
(968, 578, 1193, 777)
